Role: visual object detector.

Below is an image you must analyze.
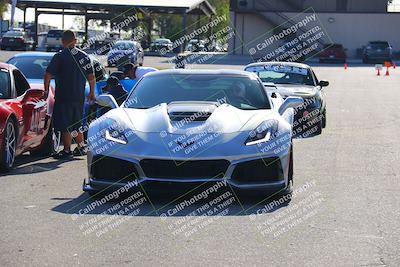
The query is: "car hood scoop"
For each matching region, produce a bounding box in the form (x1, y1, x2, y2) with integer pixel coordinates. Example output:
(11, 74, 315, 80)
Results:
(167, 101, 217, 122)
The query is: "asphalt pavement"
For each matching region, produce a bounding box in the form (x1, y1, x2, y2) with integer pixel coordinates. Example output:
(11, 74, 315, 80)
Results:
(0, 51, 399, 266)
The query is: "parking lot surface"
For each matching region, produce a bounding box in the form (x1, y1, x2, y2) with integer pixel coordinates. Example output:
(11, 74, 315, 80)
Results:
(0, 51, 399, 266)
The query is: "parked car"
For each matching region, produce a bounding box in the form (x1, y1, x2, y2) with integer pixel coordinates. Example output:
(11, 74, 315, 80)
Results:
(0, 62, 59, 171)
(149, 38, 173, 53)
(0, 30, 34, 51)
(245, 62, 329, 137)
(84, 69, 304, 197)
(107, 40, 144, 67)
(363, 41, 393, 63)
(94, 32, 120, 55)
(46, 29, 64, 52)
(319, 44, 347, 63)
(6, 52, 136, 130)
(186, 39, 207, 52)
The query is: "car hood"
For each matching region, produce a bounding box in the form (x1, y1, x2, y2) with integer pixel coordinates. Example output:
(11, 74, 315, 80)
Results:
(99, 102, 276, 134)
(264, 83, 319, 98)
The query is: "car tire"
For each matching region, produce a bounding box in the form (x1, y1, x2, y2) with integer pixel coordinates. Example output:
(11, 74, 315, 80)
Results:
(0, 119, 17, 172)
(315, 119, 323, 135)
(322, 110, 327, 129)
(275, 145, 294, 198)
(30, 125, 61, 156)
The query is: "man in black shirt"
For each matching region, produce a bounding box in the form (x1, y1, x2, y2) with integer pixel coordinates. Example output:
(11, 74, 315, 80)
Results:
(44, 30, 95, 159)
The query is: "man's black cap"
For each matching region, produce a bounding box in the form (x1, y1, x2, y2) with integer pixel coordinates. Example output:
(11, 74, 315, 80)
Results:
(122, 63, 137, 74)
(106, 76, 119, 86)
(102, 76, 119, 91)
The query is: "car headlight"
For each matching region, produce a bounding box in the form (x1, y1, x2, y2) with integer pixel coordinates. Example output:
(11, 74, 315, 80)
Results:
(245, 120, 278, 146)
(105, 127, 128, 145)
(102, 119, 128, 145)
(306, 97, 321, 109)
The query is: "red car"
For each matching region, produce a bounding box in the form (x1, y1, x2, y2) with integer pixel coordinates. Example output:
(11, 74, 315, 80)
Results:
(319, 44, 347, 63)
(0, 63, 60, 171)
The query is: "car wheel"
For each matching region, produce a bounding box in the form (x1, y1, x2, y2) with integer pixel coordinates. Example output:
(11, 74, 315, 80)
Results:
(315, 119, 323, 135)
(276, 145, 293, 198)
(322, 110, 327, 129)
(0, 120, 17, 171)
(30, 125, 61, 156)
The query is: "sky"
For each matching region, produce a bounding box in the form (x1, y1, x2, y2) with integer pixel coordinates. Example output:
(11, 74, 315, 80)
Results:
(3, 4, 79, 30)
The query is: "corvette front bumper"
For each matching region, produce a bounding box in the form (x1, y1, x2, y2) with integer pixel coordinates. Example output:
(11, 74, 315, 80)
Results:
(83, 153, 290, 194)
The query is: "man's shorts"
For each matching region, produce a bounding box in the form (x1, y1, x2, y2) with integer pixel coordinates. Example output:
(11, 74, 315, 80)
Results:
(53, 100, 84, 132)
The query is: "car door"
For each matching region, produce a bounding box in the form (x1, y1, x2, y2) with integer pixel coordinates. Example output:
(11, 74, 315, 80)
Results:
(13, 69, 48, 147)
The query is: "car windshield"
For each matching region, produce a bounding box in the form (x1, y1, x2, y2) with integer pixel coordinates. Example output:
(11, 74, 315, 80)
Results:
(0, 69, 11, 99)
(112, 42, 136, 51)
(47, 31, 63, 38)
(324, 44, 343, 49)
(247, 65, 315, 86)
(7, 56, 52, 79)
(4, 31, 23, 37)
(156, 39, 171, 44)
(125, 74, 271, 110)
(369, 42, 389, 49)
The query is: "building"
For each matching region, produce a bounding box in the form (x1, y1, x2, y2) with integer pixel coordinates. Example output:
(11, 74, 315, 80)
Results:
(229, 0, 400, 58)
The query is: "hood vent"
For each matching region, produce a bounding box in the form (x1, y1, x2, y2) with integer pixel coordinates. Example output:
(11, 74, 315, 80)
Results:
(169, 111, 213, 122)
(167, 101, 218, 122)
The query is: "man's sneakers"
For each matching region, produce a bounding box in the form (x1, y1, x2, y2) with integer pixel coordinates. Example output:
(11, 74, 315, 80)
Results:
(53, 150, 73, 160)
(72, 146, 88, 157)
(53, 146, 87, 159)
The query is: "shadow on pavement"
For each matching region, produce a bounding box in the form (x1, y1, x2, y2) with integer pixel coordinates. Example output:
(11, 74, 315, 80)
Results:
(52, 185, 291, 218)
(1, 154, 84, 176)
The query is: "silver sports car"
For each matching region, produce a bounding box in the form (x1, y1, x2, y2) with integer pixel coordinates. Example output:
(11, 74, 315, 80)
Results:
(245, 62, 329, 137)
(83, 70, 303, 197)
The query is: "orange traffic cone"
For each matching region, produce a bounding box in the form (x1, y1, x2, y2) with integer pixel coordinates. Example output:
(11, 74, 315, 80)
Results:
(344, 63, 348, 70)
(385, 67, 390, 76)
(393, 62, 397, 69)
(377, 69, 381, 76)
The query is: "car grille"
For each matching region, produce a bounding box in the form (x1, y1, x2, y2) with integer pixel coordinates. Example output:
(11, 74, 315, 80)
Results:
(91, 156, 139, 182)
(140, 159, 229, 179)
(231, 158, 283, 183)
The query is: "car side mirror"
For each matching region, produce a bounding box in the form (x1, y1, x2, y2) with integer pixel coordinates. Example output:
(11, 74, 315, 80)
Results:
(22, 89, 44, 103)
(319, 80, 329, 87)
(96, 94, 118, 109)
(279, 97, 304, 115)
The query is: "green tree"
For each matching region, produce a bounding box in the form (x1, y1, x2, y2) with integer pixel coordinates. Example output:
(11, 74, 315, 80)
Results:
(0, 0, 8, 20)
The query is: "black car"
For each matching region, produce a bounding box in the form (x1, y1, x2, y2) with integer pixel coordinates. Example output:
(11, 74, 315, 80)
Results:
(149, 38, 173, 54)
(107, 41, 144, 67)
(1, 31, 34, 51)
(363, 41, 393, 63)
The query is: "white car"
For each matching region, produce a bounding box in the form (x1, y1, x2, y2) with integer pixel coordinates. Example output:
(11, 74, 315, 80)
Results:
(83, 70, 303, 197)
(245, 62, 329, 136)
